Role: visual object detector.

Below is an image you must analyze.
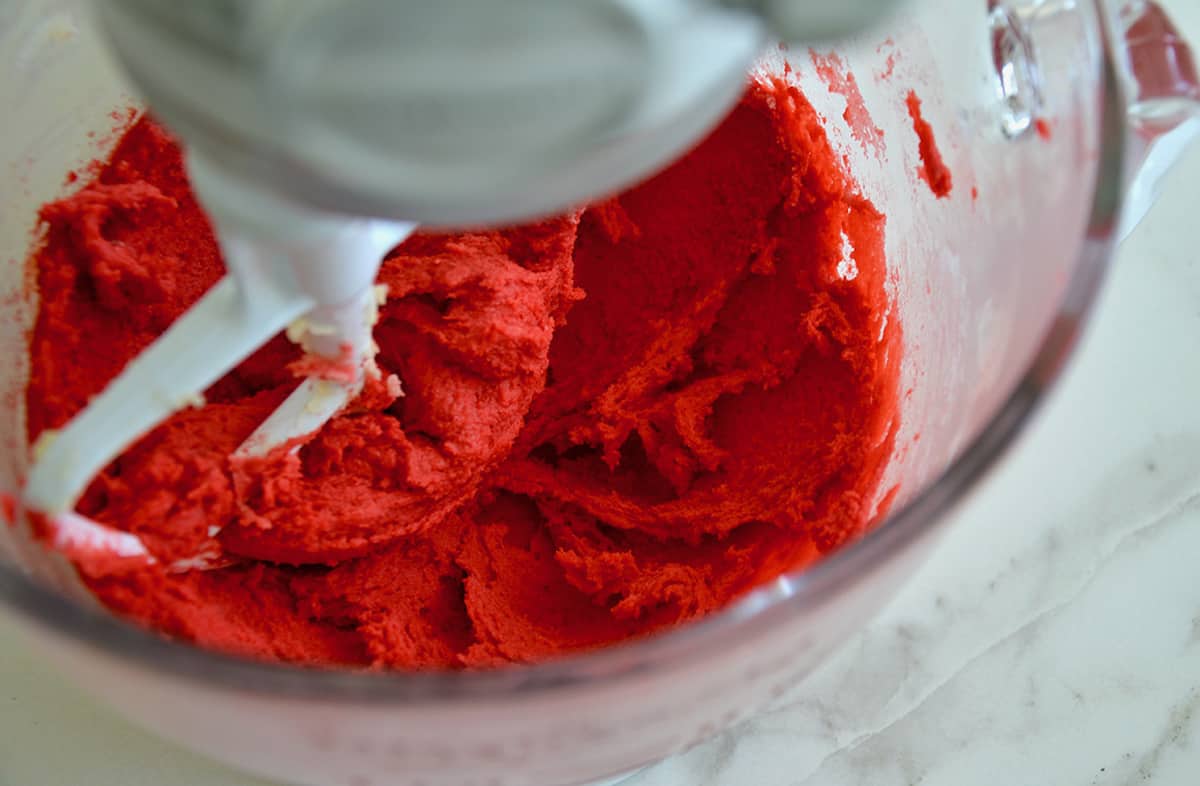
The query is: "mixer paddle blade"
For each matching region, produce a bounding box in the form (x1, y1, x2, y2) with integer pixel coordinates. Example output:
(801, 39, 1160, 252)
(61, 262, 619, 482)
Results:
(20, 200, 414, 571)
(235, 377, 354, 459)
(23, 274, 314, 518)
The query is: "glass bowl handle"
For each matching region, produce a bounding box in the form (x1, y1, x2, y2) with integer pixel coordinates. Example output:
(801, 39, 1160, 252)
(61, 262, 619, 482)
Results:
(1116, 0, 1200, 240)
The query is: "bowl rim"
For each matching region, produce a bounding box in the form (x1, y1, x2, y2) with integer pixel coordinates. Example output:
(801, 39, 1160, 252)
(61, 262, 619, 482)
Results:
(0, 8, 1127, 704)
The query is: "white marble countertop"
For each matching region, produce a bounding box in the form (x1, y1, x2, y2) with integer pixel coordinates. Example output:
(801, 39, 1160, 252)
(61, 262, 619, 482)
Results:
(4, 6, 1200, 785)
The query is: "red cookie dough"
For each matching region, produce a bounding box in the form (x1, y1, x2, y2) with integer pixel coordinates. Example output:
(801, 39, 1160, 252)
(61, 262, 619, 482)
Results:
(26, 74, 903, 669)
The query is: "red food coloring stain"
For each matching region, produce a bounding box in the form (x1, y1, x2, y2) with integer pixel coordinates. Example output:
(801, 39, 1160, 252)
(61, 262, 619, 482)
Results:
(0, 492, 15, 527)
(875, 39, 898, 80)
(880, 53, 898, 80)
(810, 50, 886, 157)
(905, 91, 953, 198)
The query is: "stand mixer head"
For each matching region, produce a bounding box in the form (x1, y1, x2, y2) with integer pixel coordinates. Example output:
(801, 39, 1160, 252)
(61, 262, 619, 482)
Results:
(90, 0, 901, 224)
(20, 0, 901, 566)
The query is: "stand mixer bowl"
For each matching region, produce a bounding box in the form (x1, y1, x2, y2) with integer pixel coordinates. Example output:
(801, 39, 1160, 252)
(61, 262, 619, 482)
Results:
(0, 1, 1196, 785)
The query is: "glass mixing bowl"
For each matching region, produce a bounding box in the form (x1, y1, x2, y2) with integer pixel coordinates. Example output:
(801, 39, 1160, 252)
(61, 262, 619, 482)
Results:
(0, 1, 1196, 785)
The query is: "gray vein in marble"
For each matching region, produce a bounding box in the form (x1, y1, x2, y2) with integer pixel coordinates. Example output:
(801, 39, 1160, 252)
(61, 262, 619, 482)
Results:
(1118, 689, 1200, 786)
(625, 432, 1200, 786)
(790, 485, 1200, 785)
(768, 450, 1200, 773)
